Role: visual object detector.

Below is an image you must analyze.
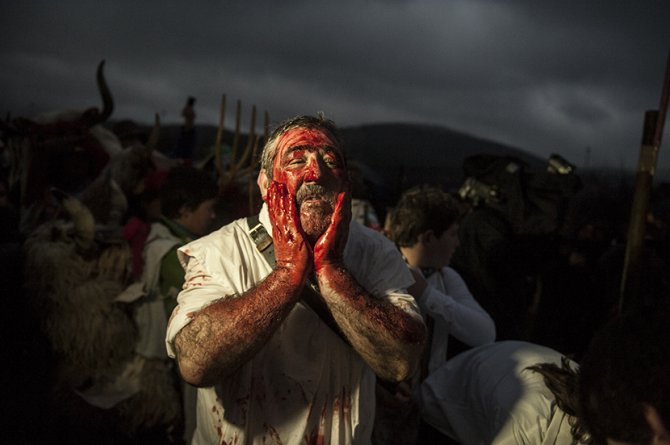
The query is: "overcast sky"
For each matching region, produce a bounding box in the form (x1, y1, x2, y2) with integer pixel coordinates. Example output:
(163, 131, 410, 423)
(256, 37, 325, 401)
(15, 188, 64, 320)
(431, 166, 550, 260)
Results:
(2, 0, 670, 172)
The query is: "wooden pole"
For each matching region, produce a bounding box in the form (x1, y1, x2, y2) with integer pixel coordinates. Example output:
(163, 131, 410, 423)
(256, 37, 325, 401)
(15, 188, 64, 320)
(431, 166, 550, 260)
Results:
(247, 110, 269, 216)
(619, 50, 670, 312)
(214, 94, 226, 178)
(230, 100, 242, 166)
(620, 110, 660, 310)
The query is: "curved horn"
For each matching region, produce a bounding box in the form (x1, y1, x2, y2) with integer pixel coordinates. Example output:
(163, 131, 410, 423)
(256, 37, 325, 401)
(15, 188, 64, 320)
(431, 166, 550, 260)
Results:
(88, 60, 114, 126)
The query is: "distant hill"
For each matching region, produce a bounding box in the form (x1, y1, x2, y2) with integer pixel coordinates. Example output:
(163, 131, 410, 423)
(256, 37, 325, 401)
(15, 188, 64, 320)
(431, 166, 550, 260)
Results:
(119, 120, 670, 220)
(339, 123, 545, 192)
(135, 121, 545, 187)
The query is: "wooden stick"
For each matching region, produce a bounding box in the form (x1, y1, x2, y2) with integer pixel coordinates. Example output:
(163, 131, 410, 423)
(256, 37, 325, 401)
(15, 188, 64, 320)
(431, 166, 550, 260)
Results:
(146, 113, 160, 151)
(248, 133, 262, 215)
(653, 49, 670, 146)
(214, 94, 226, 178)
(619, 50, 670, 312)
(230, 99, 242, 167)
(236, 105, 256, 169)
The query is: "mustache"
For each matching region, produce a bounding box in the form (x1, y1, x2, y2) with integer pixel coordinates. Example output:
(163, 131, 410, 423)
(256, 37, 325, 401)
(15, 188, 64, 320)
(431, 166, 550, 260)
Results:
(296, 184, 335, 205)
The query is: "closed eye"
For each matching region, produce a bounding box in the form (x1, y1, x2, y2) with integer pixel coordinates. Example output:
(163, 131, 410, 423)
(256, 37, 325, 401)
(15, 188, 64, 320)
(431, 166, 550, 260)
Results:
(284, 147, 306, 166)
(322, 151, 343, 168)
(288, 157, 305, 166)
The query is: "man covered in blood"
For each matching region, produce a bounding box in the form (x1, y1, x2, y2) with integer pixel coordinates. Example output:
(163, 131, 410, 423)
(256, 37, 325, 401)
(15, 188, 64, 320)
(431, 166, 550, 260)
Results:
(165, 114, 426, 445)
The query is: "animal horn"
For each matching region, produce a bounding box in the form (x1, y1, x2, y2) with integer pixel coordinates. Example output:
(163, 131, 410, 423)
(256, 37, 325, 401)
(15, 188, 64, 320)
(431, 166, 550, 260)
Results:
(96, 60, 114, 123)
(83, 60, 115, 127)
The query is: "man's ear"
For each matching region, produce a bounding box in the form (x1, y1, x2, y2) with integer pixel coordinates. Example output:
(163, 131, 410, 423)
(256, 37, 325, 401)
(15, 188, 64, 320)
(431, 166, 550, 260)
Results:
(257, 169, 269, 201)
(418, 230, 435, 244)
(176, 204, 191, 223)
(645, 405, 670, 445)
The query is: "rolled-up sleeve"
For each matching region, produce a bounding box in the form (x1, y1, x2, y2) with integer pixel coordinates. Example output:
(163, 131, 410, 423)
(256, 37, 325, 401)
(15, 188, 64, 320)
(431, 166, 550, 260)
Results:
(421, 268, 496, 346)
(164, 220, 271, 358)
(347, 223, 423, 322)
(165, 253, 221, 357)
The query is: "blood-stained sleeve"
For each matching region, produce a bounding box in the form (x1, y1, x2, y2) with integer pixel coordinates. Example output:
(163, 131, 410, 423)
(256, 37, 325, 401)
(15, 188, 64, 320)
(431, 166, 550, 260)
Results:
(165, 246, 237, 358)
(373, 252, 423, 322)
(346, 223, 423, 321)
(164, 219, 273, 359)
(165, 255, 206, 357)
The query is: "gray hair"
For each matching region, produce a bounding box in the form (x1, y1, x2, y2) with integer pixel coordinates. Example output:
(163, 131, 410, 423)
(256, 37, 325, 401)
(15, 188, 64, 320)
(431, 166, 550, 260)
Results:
(260, 114, 346, 180)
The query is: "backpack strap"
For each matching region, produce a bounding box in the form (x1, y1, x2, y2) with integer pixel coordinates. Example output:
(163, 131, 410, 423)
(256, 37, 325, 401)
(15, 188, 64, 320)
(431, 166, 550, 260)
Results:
(245, 214, 349, 345)
(247, 213, 276, 267)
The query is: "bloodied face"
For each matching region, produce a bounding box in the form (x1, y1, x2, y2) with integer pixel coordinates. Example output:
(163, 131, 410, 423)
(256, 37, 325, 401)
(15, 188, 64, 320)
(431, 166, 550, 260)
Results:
(270, 127, 348, 242)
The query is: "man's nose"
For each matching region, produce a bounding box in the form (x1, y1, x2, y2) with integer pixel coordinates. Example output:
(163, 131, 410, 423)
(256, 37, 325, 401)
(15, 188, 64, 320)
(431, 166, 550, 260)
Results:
(304, 156, 325, 182)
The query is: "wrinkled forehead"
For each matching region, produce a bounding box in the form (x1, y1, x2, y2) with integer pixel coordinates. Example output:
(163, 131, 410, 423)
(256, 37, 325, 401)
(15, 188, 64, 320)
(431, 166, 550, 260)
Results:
(274, 127, 340, 157)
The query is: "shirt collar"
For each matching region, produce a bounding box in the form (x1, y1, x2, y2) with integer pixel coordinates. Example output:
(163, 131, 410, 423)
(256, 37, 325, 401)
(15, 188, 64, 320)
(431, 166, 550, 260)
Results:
(160, 215, 196, 242)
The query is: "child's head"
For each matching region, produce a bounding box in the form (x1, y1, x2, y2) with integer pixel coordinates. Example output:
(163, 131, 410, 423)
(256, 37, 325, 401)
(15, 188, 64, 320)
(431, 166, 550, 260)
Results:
(161, 166, 218, 235)
(386, 185, 462, 268)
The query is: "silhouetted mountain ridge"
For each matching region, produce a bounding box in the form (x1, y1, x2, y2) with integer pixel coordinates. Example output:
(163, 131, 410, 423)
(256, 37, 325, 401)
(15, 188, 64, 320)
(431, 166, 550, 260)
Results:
(339, 122, 546, 191)
(141, 121, 546, 193)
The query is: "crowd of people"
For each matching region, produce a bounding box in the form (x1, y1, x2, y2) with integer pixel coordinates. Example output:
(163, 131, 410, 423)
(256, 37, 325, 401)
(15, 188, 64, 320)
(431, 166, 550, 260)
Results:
(2, 97, 670, 445)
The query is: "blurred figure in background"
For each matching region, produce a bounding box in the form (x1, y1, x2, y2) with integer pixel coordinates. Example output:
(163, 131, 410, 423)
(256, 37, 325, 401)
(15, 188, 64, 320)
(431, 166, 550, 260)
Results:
(579, 301, 670, 445)
(142, 166, 218, 318)
(418, 340, 584, 444)
(379, 185, 496, 444)
(137, 165, 217, 443)
(452, 154, 581, 341)
(350, 161, 382, 231)
(173, 96, 197, 161)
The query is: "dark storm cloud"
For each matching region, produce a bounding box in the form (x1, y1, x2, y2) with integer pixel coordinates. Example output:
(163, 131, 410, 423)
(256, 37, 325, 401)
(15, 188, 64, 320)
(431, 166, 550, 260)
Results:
(2, 0, 669, 171)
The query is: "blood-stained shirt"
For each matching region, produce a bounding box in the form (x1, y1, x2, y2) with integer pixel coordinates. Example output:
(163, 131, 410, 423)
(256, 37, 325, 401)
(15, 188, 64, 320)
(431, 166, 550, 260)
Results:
(166, 203, 421, 445)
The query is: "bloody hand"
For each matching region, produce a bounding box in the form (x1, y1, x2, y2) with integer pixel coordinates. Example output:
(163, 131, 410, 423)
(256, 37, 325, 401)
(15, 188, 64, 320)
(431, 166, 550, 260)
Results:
(314, 190, 351, 272)
(267, 181, 312, 283)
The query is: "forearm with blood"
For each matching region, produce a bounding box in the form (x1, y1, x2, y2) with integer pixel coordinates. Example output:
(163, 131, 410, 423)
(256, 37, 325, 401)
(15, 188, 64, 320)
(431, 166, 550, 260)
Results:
(316, 264, 426, 381)
(175, 267, 304, 386)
